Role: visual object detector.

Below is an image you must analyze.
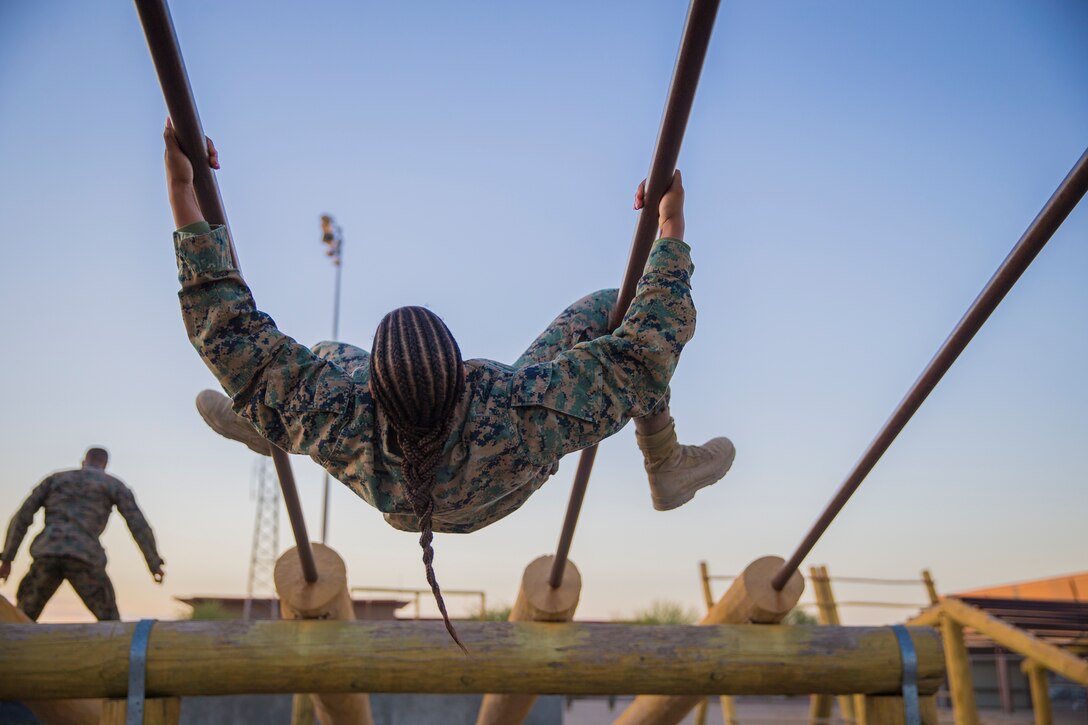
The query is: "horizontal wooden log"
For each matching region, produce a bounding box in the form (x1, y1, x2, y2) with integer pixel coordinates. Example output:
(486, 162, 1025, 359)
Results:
(0, 620, 944, 700)
(940, 597, 1088, 686)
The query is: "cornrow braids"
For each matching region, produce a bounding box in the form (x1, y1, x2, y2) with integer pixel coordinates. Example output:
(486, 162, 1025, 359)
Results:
(371, 306, 468, 652)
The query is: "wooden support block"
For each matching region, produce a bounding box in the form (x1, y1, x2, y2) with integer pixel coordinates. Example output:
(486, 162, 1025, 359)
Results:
(100, 697, 180, 725)
(275, 544, 373, 725)
(614, 555, 806, 725)
(940, 614, 979, 725)
(1, 593, 101, 724)
(476, 555, 582, 725)
(856, 694, 938, 725)
(1021, 660, 1053, 725)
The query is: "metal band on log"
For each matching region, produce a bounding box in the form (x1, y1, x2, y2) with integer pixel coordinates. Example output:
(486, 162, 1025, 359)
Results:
(0, 620, 944, 700)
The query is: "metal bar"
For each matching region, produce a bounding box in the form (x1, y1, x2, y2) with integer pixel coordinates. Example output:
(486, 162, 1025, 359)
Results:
(135, 0, 319, 583)
(548, 0, 721, 589)
(270, 447, 318, 583)
(133, 0, 235, 263)
(772, 146, 1088, 591)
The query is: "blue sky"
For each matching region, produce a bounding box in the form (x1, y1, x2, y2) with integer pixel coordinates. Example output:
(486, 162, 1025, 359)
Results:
(1, 1, 1085, 624)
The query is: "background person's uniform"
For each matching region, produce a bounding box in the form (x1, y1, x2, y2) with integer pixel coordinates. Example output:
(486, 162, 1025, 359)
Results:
(175, 223, 696, 533)
(1, 468, 164, 620)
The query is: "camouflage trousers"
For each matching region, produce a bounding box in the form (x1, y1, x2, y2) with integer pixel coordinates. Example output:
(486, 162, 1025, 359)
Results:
(17, 555, 119, 621)
(312, 288, 668, 412)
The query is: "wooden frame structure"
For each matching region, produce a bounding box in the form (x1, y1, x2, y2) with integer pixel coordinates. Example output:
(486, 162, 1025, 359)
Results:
(910, 597, 1088, 725)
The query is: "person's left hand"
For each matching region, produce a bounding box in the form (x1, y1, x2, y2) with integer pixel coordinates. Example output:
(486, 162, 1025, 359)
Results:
(0, 560, 11, 582)
(152, 566, 165, 584)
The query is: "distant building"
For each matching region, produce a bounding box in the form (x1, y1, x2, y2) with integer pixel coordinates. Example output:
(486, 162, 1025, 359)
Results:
(948, 572, 1088, 713)
(177, 595, 411, 621)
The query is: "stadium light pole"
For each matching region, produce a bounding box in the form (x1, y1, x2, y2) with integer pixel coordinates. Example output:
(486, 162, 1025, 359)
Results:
(319, 214, 343, 545)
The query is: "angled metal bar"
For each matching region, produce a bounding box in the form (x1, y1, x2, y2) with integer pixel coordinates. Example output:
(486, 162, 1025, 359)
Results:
(773, 146, 1088, 591)
(135, 0, 317, 583)
(549, 0, 721, 588)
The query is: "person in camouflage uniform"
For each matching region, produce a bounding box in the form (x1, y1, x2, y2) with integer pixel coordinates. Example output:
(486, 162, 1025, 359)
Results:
(0, 448, 165, 621)
(164, 126, 732, 644)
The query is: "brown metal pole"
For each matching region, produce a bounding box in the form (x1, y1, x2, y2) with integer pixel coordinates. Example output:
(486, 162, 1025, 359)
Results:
(135, 0, 318, 583)
(548, 0, 721, 589)
(270, 447, 319, 583)
(772, 146, 1088, 592)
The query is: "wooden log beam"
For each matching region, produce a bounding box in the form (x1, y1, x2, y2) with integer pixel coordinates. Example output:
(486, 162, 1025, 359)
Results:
(941, 614, 980, 725)
(0, 594, 101, 724)
(1021, 660, 1053, 725)
(0, 620, 944, 700)
(940, 597, 1088, 686)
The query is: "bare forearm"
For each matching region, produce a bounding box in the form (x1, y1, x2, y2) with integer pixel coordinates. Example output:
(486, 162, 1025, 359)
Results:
(169, 181, 205, 229)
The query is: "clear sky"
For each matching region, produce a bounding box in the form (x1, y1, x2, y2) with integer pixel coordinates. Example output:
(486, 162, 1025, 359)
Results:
(1, 1, 1085, 625)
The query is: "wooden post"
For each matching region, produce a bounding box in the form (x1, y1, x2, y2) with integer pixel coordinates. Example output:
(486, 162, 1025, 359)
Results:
(291, 691, 317, 725)
(1021, 660, 1053, 725)
(921, 569, 939, 606)
(810, 566, 856, 724)
(693, 698, 708, 725)
(940, 614, 980, 725)
(614, 555, 806, 725)
(697, 562, 735, 724)
(475, 555, 581, 725)
(995, 650, 1014, 713)
(100, 698, 180, 724)
(856, 694, 939, 725)
(0, 593, 101, 724)
(940, 597, 1088, 686)
(721, 697, 738, 725)
(0, 620, 946, 699)
(275, 543, 373, 725)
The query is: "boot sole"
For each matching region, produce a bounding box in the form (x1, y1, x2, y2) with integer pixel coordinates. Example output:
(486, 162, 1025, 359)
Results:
(651, 444, 736, 511)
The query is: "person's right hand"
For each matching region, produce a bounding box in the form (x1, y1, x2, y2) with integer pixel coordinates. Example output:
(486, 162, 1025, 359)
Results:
(0, 560, 11, 582)
(163, 118, 219, 189)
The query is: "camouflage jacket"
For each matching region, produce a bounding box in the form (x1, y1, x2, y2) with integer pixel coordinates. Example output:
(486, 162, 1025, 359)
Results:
(2, 467, 163, 570)
(176, 225, 695, 533)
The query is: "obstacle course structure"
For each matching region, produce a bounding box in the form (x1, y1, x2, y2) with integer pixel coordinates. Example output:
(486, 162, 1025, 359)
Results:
(3, 0, 1087, 723)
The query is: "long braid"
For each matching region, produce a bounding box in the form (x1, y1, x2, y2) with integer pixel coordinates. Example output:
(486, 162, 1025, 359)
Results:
(372, 306, 467, 652)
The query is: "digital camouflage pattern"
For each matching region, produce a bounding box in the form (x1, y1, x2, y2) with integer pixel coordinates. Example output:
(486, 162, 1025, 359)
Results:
(16, 555, 119, 621)
(175, 225, 695, 533)
(1, 467, 163, 572)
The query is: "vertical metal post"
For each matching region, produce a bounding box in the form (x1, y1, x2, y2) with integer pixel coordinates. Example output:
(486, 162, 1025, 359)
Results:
(548, 0, 721, 589)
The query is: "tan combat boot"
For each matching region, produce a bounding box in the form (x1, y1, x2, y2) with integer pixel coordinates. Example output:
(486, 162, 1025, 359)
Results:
(195, 390, 271, 455)
(636, 418, 735, 511)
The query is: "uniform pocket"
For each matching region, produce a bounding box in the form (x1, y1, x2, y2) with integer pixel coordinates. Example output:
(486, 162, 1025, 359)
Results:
(510, 357, 604, 465)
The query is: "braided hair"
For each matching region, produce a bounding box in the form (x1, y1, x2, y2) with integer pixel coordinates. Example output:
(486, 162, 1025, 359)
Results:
(371, 306, 467, 652)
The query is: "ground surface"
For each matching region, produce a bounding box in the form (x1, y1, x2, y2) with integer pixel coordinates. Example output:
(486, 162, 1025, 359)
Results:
(561, 696, 1087, 724)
